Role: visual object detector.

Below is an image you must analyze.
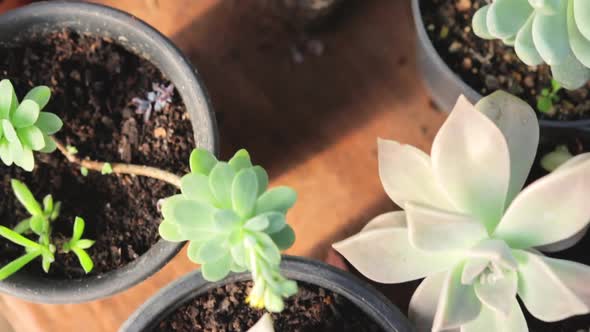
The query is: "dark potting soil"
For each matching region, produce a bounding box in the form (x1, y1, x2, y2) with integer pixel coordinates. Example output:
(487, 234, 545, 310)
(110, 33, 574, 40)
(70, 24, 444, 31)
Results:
(0, 30, 194, 279)
(421, 0, 590, 121)
(154, 281, 384, 332)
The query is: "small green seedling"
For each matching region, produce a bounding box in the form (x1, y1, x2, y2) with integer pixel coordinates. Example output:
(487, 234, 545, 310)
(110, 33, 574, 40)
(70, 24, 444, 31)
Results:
(0, 79, 63, 171)
(62, 217, 95, 274)
(159, 148, 298, 312)
(101, 163, 113, 175)
(537, 79, 561, 114)
(541, 145, 574, 172)
(0, 180, 94, 279)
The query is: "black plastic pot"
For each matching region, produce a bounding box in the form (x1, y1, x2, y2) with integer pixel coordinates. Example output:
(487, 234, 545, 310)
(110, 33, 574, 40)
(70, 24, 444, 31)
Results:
(120, 256, 413, 332)
(411, 0, 590, 137)
(0, 1, 218, 303)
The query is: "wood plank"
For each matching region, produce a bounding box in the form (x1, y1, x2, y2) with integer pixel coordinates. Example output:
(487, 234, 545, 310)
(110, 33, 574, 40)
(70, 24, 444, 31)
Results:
(0, 0, 447, 331)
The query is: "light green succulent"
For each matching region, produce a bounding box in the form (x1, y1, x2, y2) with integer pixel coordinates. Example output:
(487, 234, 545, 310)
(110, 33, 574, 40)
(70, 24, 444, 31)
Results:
(335, 92, 590, 332)
(159, 149, 298, 312)
(0, 79, 63, 171)
(473, 0, 590, 89)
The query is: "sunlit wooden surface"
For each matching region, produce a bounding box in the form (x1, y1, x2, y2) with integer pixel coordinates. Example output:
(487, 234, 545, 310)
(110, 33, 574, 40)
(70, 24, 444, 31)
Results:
(0, 0, 447, 331)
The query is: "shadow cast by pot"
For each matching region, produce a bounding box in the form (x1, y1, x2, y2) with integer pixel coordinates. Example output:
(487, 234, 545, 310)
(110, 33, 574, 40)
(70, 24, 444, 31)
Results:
(171, 0, 421, 176)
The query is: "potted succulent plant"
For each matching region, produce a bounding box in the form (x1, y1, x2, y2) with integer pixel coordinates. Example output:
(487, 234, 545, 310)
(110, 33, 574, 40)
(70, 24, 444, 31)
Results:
(412, 0, 590, 133)
(120, 149, 412, 332)
(0, 1, 217, 303)
(334, 91, 590, 331)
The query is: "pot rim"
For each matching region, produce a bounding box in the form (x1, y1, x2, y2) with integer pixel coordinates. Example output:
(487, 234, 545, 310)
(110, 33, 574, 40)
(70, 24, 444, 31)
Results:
(411, 0, 590, 130)
(120, 255, 413, 332)
(0, 1, 218, 303)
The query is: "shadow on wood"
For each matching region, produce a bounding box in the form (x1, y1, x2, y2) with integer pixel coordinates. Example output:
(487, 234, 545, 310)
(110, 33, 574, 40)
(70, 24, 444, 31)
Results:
(171, 0, 420, 177)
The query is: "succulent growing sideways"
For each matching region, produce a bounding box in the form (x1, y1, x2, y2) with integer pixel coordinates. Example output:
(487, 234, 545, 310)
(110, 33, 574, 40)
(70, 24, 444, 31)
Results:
(473, 0, 590, 89)
(0, 180, 94, 279)
(334, 92, 590, 331)
(159, 149, 298, 313)
(0, 79, 63, 171)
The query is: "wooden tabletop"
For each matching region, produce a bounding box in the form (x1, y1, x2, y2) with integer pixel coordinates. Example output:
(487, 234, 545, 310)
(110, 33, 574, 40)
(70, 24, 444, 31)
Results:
(0, 0, 447, 331)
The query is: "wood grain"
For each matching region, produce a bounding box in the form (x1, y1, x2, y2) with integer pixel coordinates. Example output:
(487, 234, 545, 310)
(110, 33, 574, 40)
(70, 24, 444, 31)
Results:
(0, 0, 447, 331)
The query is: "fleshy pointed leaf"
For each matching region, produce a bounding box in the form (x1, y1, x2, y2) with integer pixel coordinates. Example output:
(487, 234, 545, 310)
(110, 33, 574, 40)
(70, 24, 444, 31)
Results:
(189, 148, 217, 175)
(574, 0, 590, 41)
(514, 250, 590, 321)
(0, 79, 14, 119)
(15, 146, 34, 172)
(244, 215, 269, 232)
(39, 134, 57, 153)
(0, 138, 13, 165)
(202, 253, 232, 281)
(474, 269, 518, 316)
(187, 241, 205, 264)
(23, 86, 50, 109)
(431, 96, 510, 233)
(180, 173, 215, 204)
(35, 112, 62, 135)
(72, 217, 85, 242)
(209, 162, 235, 208)
(551, 54, 590, 90)
(486, 0, 532, 39)
(159, 220, 185, 242)
(12, 100, 40, 128)
(361, 211, 407, 232)
(333, 228, 462, 283)
(465, 239, 518, 270)
(515, 13, 544, 66)
(214, 209, 241, 232)
(228, 149, 252, 172)
(378, 138, 453, 210)
(409, 272, 448, 332)
(17, 126, 45, 151)
(253, 165, 269, 196)
(472, 5, 493, 39)
(475, 90, 539, 206)
(247, 313, 275, 332)
(262, 212, 286, 234)
(256, 186, 297, 214)
(432, 263, 481, 331)
(270, 224, 295, 250)
(532, 1, 570, 65)
(232, 168, 259, 218)
(2, 119, 17, 142)
(568, 0, 590, 68)
(494, 159, 590, 249)
(0, 226, 40, 248)
(198, 239, 228, 263)
(462, 298, 528, 332)
(406, 202, 488, 252)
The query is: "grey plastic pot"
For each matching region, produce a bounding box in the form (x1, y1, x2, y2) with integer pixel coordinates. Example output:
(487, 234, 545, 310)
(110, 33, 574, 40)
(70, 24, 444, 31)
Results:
(0, 1, 217, 303)
(120, 256, 413, 332)
(411, 0, 590, 137)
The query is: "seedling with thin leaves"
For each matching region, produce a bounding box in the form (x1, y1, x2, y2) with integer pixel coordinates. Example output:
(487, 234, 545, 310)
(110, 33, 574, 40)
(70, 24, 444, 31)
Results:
(0, 180, 94, 280)
(536, 79, 562, 114)
(62, 217, 95, 274)
(159, 148, 298, 313)
(0, 79, 63, 171)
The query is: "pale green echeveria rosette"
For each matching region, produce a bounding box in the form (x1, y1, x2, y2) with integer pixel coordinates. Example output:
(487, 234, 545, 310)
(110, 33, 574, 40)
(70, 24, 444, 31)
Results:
(473, 0, 590, 89)
(159, 148, 298, 313)
(0, 79, 63, 171)
(334, 91, 590, 332)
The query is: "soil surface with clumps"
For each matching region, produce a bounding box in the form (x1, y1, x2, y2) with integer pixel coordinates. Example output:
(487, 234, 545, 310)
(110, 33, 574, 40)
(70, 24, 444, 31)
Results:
(0, 30, 195, 279)
(154, 281, 384, 332)
(421, 0, 590, 121)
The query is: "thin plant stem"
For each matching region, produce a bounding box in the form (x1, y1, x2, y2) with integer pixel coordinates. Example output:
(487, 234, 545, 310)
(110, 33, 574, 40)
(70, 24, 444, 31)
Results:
(52, 137, 181, 188)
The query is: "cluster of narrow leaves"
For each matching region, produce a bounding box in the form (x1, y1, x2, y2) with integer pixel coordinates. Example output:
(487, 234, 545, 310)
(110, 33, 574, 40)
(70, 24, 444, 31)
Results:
(473, 0, 590, 89)
(0, 79, 63, 171)
(159, 149, 298, 312)
(0, 180, 94, 280)
(536, 79, 561, 114)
